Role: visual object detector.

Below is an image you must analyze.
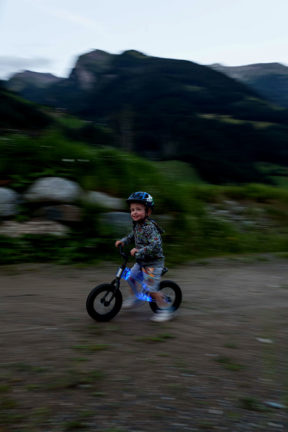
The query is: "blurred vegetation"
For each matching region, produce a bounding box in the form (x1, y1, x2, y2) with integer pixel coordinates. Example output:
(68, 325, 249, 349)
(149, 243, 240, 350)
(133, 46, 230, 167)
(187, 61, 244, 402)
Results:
(1, 129, 288, 265)
(3, 61, 288, 265)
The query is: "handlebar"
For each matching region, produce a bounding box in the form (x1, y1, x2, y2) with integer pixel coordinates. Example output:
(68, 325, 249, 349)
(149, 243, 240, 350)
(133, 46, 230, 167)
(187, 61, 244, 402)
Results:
(119, 244, 129, 259)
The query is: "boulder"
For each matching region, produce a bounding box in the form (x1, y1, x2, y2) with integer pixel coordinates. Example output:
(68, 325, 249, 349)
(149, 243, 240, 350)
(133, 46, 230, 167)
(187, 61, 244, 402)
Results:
(83, 191, 124, 210)
(35, 204, 82, 222)
(0, 188, 19, 217)
(0, 220, 69, 237)
(24, 177, 82, 203)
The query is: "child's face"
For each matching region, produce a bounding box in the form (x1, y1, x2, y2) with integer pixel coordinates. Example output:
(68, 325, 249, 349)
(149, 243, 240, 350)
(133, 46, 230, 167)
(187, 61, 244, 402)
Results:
(130, 203, 148, 222)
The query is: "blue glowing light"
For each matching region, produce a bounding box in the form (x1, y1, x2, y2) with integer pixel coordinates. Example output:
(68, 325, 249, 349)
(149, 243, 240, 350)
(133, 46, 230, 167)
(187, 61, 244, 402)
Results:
(136, 291, 152, 302)
(121, 267, 152, 302)
(121, 267, 131, 280)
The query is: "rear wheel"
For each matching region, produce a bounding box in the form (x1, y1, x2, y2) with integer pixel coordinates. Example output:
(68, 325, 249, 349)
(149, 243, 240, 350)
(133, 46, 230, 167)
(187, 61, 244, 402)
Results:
(149, 280, 182, 313)
(86, 283, 122, 322)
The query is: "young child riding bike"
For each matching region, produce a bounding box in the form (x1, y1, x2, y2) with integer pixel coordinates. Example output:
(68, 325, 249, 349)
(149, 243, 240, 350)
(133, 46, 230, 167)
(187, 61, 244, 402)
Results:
(115, 191, 173, 322)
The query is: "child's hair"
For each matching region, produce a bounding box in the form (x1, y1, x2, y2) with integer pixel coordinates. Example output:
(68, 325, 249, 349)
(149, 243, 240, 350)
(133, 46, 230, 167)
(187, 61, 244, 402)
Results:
(127, 191, 154, 209)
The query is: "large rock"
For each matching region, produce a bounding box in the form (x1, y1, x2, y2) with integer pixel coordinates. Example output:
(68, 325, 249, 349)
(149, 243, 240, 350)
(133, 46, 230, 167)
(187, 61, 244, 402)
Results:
(24, 177, 82, 203)
(83, 191, 124, 210)
(35, 205, 82, 222)
(70, 49, 113, 90)
(0, 220, 69, 237)
(0, 188, 19, 217)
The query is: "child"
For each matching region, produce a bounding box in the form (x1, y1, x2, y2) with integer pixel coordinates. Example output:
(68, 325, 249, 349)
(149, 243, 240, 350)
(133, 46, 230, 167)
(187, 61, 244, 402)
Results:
(115, 191, 173, 322)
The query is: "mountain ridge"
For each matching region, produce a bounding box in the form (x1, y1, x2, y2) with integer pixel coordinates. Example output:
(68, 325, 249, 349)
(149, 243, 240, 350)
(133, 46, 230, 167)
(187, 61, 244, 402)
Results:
(0, 81, 52, 131)
(4, 50, 288, 184)
(210, 62, 288, 108)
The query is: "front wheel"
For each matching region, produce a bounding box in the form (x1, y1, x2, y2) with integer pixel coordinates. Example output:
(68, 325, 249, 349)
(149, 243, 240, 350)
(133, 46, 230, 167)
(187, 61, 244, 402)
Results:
(149, 280, 182, 313)
(86, 283, 122, 322)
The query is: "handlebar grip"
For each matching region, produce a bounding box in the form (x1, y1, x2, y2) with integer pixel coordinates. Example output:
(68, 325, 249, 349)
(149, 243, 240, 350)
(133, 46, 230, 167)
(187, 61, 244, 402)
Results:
(119, 244, 128, 258)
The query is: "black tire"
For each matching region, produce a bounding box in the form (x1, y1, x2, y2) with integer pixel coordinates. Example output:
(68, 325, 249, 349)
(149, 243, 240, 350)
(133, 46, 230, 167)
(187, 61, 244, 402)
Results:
(86, 283, 122, 322)
(149, 280, 182, 313)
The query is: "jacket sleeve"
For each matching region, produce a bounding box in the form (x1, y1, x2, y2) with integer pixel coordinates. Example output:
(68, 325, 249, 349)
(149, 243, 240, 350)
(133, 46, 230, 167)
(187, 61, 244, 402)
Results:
(120, 230, 134, 245)
(135, 224, 162, 260)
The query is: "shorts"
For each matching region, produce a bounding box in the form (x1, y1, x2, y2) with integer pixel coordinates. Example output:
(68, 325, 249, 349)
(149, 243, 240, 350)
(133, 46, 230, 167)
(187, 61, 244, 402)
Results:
(128, 262, 163, 293)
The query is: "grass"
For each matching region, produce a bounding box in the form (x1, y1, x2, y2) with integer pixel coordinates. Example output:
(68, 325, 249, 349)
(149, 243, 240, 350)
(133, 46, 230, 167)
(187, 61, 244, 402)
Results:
(63, 419, 88, 431)
(238, 396, 266, 411)
(10, 362, 36, 372)
(0, 365, 107, 428)
(226, 411, 242, 420)
(155, 160, 204, 184)
(73, 343, 111, 353)
(223, 342, 238, 349)
(3, 131, 288, 265)
(91, 391, 106, 398)
(173, 359, 189, 368)
(0, 410, 26, 426)
(0, 397, 18, 409)
(28, 407, 52, 429)
(25, 383, 42, 391)
(45, 370, 105, 390)
(135, 333, 175, 343)
(72, 357, 89, 363)
(215, 355, 245, 371)
(0, 384, 10, 393)
(102, 428, 128, 432)
(0, 395, 26, 426)
(198, 421, 216, 429)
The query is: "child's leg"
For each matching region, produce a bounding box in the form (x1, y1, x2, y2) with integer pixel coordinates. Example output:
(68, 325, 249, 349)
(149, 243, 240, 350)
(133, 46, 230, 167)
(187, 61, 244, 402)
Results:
(122, 263, 144, 308)
(127, 262, 142, 296)
(142, 265, 167, 307)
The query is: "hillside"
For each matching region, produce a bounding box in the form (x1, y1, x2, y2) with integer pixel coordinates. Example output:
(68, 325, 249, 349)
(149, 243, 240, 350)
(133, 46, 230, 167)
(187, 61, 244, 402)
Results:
(4, 50, 288, 184)
(7, 70, 63, 105)
(7, 50, 280, 119)
(0, 81, 52, 132)
(211, 62, 288, 108)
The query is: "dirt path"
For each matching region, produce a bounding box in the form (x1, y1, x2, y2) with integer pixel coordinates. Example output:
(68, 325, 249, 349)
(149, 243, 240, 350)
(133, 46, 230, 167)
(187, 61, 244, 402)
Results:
(1, 256, 288, 431)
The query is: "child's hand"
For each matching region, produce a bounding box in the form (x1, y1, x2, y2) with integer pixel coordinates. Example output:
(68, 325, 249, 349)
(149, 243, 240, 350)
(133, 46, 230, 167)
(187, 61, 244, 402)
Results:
(130, 248, 139, 256)
(115, 240, 124, 248)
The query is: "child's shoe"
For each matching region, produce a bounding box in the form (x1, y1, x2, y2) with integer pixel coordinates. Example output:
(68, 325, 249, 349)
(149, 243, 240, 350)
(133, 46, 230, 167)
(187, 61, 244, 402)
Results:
(122, 296, 142, 309)
(150, 309, 174, 322)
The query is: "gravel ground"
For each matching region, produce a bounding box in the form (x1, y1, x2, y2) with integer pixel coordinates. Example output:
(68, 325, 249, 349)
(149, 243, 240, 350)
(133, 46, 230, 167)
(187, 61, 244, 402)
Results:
(1, 255, 288, 431)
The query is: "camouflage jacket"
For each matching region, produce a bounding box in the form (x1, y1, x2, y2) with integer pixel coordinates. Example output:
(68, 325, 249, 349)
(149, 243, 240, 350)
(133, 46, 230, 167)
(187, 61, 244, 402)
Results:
(120, 218, 164, 264)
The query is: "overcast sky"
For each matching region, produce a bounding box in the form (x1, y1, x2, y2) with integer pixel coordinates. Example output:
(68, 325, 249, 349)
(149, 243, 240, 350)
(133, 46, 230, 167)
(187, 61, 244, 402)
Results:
(1, 0, 288, 79)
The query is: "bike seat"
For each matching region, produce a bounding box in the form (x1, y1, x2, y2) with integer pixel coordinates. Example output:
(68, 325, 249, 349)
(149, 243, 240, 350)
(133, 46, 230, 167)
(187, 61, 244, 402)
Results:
(161, 267, 168, 276)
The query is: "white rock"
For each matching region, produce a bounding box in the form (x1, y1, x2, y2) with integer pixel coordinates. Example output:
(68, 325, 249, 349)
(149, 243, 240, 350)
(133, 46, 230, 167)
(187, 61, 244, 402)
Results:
(208, 409, 223, 415)
(0, 220, 68, 237)
(256, 338, 273, 344)
(265, 401, 286, 409)
(83, 191, 124, 209)
(267, 422, 284, 428)
(0, 187, 19, 216)
(24, 177, 82, 203)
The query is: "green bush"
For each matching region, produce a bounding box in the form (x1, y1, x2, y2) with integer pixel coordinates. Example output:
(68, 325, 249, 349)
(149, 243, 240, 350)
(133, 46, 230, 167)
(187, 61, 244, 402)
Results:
(2, 130, 288, 265)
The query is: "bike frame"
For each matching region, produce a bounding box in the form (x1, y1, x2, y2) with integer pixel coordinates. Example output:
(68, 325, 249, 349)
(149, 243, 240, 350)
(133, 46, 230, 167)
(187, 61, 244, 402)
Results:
(86, 246, 181, 321)
(112, 246, 154, 302)
(111, 246, 129, 290)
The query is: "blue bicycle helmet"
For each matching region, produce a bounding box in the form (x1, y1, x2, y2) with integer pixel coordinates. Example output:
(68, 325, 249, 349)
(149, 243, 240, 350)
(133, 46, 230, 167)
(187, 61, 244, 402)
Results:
(127, 191, 154, 208)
